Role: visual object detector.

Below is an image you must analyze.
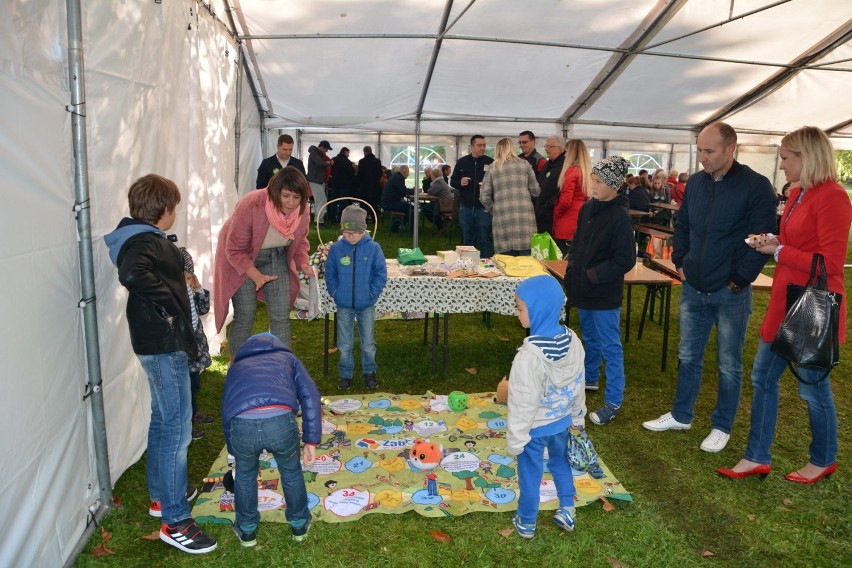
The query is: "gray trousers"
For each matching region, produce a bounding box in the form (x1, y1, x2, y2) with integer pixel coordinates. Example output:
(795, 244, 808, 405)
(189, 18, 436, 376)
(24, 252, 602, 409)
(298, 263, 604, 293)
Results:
(228, 246, 291, 354)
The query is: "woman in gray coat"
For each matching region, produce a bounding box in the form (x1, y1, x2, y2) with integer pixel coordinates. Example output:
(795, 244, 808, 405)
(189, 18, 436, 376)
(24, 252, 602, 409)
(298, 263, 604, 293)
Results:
(481, 138, 540, 255)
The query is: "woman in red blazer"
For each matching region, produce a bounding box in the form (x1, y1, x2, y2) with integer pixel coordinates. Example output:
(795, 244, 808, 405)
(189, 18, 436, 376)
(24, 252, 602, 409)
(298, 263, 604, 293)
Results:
(552, 139, 592, 257)
(717, 126, 851, 484)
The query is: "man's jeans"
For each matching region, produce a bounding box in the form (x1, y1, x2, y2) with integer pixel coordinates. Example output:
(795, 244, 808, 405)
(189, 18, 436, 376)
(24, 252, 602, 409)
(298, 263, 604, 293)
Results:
(229, 246, 291, 354)
(309, 182, 328, 224)
(137, 351, 192, 525)
(671, 282, 752, 433)
(579, 308, 625, 408)
(459, 206, 493, 258)
(745, 340, 838, 467)
(230, 412, 311, 533)
(336, 306, 377, 378)
(516, 428, 575, 524)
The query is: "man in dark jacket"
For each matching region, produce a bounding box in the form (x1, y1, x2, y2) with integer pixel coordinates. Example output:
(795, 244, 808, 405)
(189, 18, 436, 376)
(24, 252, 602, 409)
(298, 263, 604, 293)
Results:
(104, 174, 217, 555)
(355, 145, 383, 219)
(451, 135, 495, 257)
(643, 122, 777, 453)
(381, 165, 413, 232)
(329, 146, 356, 220)
(222, 333, 321, 546)
(518, 130, 547, 175)
(307, 140, 333, 226)
(255, 134, 306, 191)
(534, 136, 566, 234)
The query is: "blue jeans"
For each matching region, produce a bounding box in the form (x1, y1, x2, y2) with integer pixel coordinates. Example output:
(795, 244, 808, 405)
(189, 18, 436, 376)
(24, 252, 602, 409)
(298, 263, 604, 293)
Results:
(336, 306, 377, 378)
(516, 428, 575, 524)
(229, 246, 291, 354)
(745, 340, 838, 467)
(579, 308, 625, 408)
(500, 249, 532, 256)
(230, 412, 311, 533)
(459, 206, 493, 258)
(671, 282, 752, 432)
(137, 352, 192, 525)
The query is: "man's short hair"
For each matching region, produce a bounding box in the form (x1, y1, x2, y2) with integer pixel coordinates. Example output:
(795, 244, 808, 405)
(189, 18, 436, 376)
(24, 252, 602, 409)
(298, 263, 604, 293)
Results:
(470, 135, 485, 146)
(678, 172, 689, 182)
(277, 134, 294, 146)
(441, 164, 451, 175)
(546, 136, 566, 148)
(707, 121, 737, 147)
(128, 174, 181, 225)
(363, 145, 373, 154)
(519, 130, 535, 140)
(639, 169, 648, 176)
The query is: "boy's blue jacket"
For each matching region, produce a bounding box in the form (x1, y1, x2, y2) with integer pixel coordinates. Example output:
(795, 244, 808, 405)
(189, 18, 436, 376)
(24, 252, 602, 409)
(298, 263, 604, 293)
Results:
(221, 334, 322, 454)
(324, 234, 387, 310)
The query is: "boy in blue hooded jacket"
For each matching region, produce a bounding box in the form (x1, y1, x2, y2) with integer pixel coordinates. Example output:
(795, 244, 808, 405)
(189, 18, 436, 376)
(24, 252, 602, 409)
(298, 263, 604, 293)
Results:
(324, 205, 388, 389)
(507, 275, 586, 539)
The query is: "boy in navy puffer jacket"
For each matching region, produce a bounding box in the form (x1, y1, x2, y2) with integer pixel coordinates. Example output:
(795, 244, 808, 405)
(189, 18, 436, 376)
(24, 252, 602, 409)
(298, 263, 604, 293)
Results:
(324, 205, 388, 389)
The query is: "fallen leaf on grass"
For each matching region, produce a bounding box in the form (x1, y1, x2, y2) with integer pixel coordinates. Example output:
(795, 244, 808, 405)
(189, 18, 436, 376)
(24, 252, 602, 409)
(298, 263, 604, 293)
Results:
(100, 527, 112, 543)
(701, 550, 716, 558)
(600, 496, 615, 512)
(465, 368, 478, 375)
(498, 528, 514, 538)
(429, 530, 451, 543)
(328, 347, 338, 354)
(140, 531, 161, 541)
(499, 337, 510, 343)
(783, 498, 793, 506)
(747, 514, 756, 521)
(112, 495, 122, 507)
(91, 544, 114, 558)
(606, 556, 628, 568)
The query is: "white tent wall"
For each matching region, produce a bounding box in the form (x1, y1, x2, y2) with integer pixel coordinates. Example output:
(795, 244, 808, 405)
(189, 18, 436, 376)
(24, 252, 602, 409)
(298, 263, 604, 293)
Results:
(0, 1, 239, 564)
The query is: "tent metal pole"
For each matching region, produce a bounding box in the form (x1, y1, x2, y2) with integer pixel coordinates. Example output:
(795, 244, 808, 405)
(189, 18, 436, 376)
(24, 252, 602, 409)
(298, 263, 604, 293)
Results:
(234, 45, 243, 193)
(260, 115, 268, 158)
(65, 0, 113, 556)
(413, 121, 421, 248)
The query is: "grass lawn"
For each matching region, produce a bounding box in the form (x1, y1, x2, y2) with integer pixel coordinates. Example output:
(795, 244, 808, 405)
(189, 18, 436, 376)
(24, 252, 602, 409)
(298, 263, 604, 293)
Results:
(76, 219, 851, 567)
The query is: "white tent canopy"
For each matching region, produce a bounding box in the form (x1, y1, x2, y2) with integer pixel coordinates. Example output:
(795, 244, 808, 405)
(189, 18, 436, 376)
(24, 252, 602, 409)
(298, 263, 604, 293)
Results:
(1, 0, 850, 565)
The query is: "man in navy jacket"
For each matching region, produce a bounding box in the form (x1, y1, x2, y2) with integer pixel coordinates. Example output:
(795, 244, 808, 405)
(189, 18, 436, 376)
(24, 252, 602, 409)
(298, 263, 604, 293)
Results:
(643, 122, 777, 453)
(255, 134, 306, 190)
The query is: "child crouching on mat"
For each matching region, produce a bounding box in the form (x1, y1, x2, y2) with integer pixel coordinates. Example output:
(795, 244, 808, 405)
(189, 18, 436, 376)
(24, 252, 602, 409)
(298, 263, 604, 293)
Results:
(222, 332, 321, 546)
(507, 274, 586, 539)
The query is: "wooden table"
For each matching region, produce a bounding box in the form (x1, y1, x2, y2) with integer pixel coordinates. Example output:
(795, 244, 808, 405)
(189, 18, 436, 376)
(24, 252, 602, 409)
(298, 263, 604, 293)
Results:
(624, 263, 674, 372)
(629, 209, 650, 218)
(649, 202, 680, 212)
(648, 258, 774, 291)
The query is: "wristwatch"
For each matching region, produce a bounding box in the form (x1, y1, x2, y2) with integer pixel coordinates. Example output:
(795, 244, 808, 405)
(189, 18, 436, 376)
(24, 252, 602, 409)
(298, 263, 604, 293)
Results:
(727, 281, 744, 294)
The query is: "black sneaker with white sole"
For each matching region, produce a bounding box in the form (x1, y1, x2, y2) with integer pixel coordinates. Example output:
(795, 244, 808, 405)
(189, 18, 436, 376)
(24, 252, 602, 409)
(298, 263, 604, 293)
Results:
(160, 518, 217, 554)
(148, 485, 199, 517)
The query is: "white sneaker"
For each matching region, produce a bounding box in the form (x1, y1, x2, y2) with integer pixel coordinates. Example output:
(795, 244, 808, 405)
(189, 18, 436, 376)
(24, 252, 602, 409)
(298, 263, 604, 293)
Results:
(700, 429, 730, 452)
(642, 412, 692, 431)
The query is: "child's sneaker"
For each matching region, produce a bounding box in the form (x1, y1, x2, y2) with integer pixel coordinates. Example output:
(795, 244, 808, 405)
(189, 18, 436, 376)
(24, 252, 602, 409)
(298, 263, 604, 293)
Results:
(233, 523, 257, 548)
(512, 513, 536, 539)
(160, 518, 217, 554)
(191, 428, 204, 441)
(553, 507, 576, 532)
(338, 376, 352, 390)
(364, 372, 378, 390)
(148, 486, 199, 517)
(589, 403, 620, 425)
(291, 517, 312, 542)
(193, 412, 215, 424)
(584, 381, 599, 392)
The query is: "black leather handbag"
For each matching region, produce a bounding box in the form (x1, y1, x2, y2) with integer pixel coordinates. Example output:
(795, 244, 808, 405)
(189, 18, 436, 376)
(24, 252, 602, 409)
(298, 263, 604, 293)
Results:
(771, 254, 841, 383)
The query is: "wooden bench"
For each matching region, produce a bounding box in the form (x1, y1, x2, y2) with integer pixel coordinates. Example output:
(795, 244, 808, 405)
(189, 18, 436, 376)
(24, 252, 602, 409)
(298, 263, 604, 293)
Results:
(636, 222, 674, 235)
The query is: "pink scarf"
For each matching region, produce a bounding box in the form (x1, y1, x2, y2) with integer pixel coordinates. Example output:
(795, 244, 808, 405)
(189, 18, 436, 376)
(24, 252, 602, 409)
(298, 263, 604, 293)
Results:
(265, 195, 300, 240)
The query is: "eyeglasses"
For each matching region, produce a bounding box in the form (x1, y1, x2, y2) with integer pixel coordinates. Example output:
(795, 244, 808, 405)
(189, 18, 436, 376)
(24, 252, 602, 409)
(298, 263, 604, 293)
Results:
(544, 144, 559, 149)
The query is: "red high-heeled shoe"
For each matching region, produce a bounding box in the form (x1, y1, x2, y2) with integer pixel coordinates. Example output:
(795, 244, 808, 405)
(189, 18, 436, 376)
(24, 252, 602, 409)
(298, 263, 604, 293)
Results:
(784, 463, 837, 484)
(716, 464, 771, 479)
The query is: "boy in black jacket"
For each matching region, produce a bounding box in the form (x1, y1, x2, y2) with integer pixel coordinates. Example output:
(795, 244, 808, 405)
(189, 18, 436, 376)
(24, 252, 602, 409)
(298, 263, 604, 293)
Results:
(565, 157, 635, 426)
(104, 174, 217, 555)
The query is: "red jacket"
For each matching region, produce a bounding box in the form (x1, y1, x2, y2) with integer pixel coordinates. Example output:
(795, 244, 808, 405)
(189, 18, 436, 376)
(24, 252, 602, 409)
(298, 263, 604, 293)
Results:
(671, 182, 686, 205)
(552, 166, 588, 240)
(759, 180, 851, 343)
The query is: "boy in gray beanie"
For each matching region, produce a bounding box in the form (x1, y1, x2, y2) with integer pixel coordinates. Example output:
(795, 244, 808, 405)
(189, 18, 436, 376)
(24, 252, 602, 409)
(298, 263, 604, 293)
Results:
(324, 205, 388, 389)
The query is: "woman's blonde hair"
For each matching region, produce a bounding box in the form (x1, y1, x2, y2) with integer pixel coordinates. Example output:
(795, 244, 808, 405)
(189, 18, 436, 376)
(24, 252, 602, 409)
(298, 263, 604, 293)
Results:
(492, 137, 522, 169)
(560, 139, 593, 197)
(780, 126, 837, 190)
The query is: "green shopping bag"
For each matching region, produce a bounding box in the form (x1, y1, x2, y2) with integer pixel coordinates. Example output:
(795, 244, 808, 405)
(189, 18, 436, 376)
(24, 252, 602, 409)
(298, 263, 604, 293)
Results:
(530, 232, 559, 261)
(398, 247, 427, 266)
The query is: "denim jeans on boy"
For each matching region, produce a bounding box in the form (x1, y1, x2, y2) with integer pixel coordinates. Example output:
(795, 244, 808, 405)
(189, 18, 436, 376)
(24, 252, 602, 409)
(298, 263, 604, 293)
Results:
(578, 308, 625, 408)
(229, 246, 292, 354)
(459, 205, 493, 258)
(671, 282, 752, 432)
(230, 412, 311, 533)
(745, 340, 837, 467)
(138, 351, 192, 525)
(516, 428, 575, 525)
(336, 306, 377, 378)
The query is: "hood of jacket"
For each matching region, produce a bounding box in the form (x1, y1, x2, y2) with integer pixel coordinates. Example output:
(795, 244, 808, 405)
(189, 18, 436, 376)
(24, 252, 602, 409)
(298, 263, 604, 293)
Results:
(104, 218, 164, 266)
(516, 275, 566, 338)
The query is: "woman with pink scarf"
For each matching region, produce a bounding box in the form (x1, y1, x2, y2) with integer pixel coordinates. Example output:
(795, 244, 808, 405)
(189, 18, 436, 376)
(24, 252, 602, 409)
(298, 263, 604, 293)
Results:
(214, 168, 313, 361)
